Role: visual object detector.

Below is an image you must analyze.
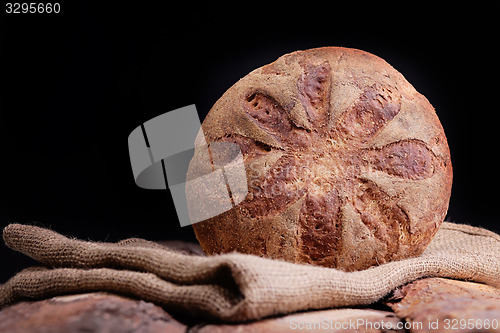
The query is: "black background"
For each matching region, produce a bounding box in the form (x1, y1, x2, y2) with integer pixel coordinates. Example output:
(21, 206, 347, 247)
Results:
(1, 3, 499, 282)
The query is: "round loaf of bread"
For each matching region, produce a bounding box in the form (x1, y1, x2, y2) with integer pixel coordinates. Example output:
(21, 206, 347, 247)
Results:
(188, 47, 452, 271)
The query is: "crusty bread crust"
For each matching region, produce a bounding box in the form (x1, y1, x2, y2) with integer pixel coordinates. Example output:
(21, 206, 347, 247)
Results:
(188, 47, 453, 271)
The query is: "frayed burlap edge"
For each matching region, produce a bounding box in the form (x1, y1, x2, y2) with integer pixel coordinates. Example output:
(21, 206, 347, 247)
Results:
(1, 222, 499, 321)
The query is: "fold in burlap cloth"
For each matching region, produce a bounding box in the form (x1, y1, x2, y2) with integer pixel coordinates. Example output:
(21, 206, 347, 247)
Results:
(1, 222, 499, 321)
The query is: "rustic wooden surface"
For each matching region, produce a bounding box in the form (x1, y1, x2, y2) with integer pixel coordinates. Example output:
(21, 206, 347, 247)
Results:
(0, 292, 186, 333)
(1, 241, 499, 332)
(2, 277, 499, 332)
(385, 277, 500, 333)
(192, 308, 404, 333)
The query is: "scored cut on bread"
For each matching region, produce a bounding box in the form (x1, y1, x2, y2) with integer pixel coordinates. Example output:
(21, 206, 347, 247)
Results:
(187, 47, 453, 271)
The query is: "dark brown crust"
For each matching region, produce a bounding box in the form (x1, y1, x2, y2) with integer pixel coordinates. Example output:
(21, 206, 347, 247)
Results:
(385, 278, 500, 330)
(334, 84, 401, 144)
(244, 90, 292, 137)
(0, 293, 187, 333)
(189, 47, 452, 271)
(368, 139, 436, 180)
(298, 62, 332, 128)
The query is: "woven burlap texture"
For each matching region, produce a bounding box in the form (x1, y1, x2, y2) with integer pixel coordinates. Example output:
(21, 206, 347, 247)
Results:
(1, 222, 499, 321)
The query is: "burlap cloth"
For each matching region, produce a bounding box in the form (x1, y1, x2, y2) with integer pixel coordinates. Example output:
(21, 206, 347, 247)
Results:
(1, 222, 499, 322)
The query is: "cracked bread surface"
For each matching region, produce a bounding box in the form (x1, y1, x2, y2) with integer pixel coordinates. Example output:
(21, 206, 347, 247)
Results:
(187, 47, 452, 271)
